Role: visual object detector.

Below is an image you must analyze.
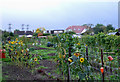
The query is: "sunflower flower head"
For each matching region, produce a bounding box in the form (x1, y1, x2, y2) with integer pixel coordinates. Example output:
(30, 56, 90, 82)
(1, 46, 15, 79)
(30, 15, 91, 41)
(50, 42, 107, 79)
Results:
(11, 41, 14, 44)
(8, 41, 11, 44)
(77, 43, 80, 45)
(16, 38, 18, 41)
(80, 58, 84, 63)
(34, 58, 38, 61)
(19, 42, 21, 44)
(74, 53, 80, 57)
(68, 58, 73, 63)
(22, 50, 24, 53)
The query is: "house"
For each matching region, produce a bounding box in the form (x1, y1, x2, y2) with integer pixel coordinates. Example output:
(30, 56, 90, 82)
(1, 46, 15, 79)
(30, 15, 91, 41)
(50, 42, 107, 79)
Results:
(45, 30, 64, 34)
(14, 31, 25, 37)
(26, 31, 33, 38)
(108, 28, 120, 36)
(51, 30, 64, 34)
(66, 25, 89, 34)
(14, 31, 33, 37)
(108, 32, 117, 35)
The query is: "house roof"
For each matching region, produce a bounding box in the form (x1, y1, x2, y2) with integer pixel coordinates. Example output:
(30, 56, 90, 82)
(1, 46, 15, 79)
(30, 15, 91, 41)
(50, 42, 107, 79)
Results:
(66, 26, 88, 34)
(108, 32, 116, 35)
(26, 31, 33, 35)
(38, 33, 43, 36)
(14, 31, 25, 35)
(14, 31, 33, 35)
(118, 28, 120, 32)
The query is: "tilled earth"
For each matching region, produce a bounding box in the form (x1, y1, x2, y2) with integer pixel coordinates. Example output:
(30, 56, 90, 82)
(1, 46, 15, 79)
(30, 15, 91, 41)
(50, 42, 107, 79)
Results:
(2, 59, 61, 81)
(2, 54, 63, 81)
(2, 46, 63, 81)
(2, 62, 36, 80)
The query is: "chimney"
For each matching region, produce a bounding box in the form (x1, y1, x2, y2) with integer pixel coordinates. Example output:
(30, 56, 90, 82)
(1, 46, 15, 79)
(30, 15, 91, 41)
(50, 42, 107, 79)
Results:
(33, 30, 34, 33)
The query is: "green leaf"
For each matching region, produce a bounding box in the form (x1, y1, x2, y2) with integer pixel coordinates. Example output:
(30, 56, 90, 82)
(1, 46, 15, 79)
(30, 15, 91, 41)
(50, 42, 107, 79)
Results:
(78, 71, 86, 80)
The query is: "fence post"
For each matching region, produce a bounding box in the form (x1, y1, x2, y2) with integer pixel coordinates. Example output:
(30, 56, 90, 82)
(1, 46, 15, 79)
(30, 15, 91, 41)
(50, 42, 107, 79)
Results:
(38, 38, 41, 45)
(9, 49, 11, 58)
(101, 49, 104, 82)
(86, 46, 89, 79)
(117, 49, 120, 80)
(110, 63, 112, 74)
(68, 47, 71, 82)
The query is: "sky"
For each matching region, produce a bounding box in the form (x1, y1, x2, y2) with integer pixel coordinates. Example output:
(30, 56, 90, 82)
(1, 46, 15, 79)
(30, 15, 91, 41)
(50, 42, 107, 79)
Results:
(0, 0, 119, 32)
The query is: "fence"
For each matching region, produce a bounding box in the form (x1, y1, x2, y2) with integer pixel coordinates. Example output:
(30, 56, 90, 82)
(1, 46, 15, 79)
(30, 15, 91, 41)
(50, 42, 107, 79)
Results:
(85, 47, 119, 81)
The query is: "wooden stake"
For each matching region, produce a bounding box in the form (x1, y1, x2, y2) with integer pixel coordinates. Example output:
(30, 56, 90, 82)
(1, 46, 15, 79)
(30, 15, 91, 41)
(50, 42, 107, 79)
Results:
(101, 49, 104, 82)
(68, 47, 71, 82)
(86, 46, 89, 79)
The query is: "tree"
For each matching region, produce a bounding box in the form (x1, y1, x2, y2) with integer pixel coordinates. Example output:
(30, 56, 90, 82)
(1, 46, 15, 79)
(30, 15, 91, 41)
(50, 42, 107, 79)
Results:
(82, 24, 94, 28)
(35, 27, 46, 33)
(14, 29, 20, 31)
(106, 24, 115, 33)
(9, 32, 14, 36)
(93, 24, 105, 34)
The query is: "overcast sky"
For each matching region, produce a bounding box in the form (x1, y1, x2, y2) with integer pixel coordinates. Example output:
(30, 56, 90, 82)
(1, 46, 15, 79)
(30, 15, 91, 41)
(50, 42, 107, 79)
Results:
(0, 0, 119, 31)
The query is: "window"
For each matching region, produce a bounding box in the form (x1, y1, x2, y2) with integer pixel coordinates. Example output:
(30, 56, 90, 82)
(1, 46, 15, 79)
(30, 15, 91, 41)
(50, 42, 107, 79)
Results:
(78, 29, 80, 31)
(69, 29, 72, 31)
(74, 28, 76, 30)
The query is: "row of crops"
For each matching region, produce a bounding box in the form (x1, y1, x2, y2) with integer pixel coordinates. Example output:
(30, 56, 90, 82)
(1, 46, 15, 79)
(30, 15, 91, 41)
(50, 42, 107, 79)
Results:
(48, 32, 120, 80)
(1, 32, 120, 80)
(1, 37, 46, 69)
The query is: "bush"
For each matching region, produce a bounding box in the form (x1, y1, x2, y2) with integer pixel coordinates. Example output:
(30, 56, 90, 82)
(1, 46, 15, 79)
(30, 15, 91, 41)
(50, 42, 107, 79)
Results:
(43, 33, 50, 36)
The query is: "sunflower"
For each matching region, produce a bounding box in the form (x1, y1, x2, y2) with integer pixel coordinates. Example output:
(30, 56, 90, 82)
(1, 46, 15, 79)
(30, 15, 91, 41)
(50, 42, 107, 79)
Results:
(16, 38, 18, 41)
(22, 50, 24, 53)
(68, 58, 73, 63)
(34, 58, 38, 61)
(8, 41, 11, 44)
(59, 54, 62, 58)
(11, 42, 14, 44)
(77, 43, 80, 45)
(63, 55, 65, 58)
(74, 53, 80, 57)
(80, 58, 84, 63)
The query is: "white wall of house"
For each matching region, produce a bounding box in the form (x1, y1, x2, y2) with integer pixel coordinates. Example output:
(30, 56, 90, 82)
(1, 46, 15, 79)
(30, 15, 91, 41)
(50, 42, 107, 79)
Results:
(19, 35, 25, 37)
(65, 29, 72, 32)
(81, 29, 87, 34)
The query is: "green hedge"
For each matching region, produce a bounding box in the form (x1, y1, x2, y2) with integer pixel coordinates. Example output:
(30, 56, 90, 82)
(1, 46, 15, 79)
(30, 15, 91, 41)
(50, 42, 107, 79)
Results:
(81, 32, 120, 51)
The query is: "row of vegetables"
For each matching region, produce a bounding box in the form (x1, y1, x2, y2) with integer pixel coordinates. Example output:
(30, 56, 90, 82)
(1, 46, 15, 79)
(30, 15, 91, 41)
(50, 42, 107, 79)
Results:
(48, 32, 119, 80)
(0, 32, 119, 80)
(0, 38, 41, 69)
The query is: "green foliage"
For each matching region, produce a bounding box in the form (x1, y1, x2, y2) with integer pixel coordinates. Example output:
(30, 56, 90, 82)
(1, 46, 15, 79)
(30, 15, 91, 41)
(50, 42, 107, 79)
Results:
(65, 31, 76, 34)
(82, 33, 120, 51)
(48, 33, 93, 80)
(33, 32, 38, 36)
(106, 24, 115, 32)
(9, 32, 14, 37)
(93, 24, 105, 34)
(43, 33, 50, 36)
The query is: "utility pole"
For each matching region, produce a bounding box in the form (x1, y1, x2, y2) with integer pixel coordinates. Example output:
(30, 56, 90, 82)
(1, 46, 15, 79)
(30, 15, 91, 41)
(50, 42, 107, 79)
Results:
(22, 24, 24, 31)
(8, 23, 12, 33)
(26, 24, 29, 31)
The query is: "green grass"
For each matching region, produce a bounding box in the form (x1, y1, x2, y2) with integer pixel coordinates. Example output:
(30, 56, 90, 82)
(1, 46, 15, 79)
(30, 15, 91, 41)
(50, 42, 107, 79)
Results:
(30, 49, 56, 60)
(31, 49, 56, 56)
(37, 45, 55, 50)
(34, 66, 48, 71)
